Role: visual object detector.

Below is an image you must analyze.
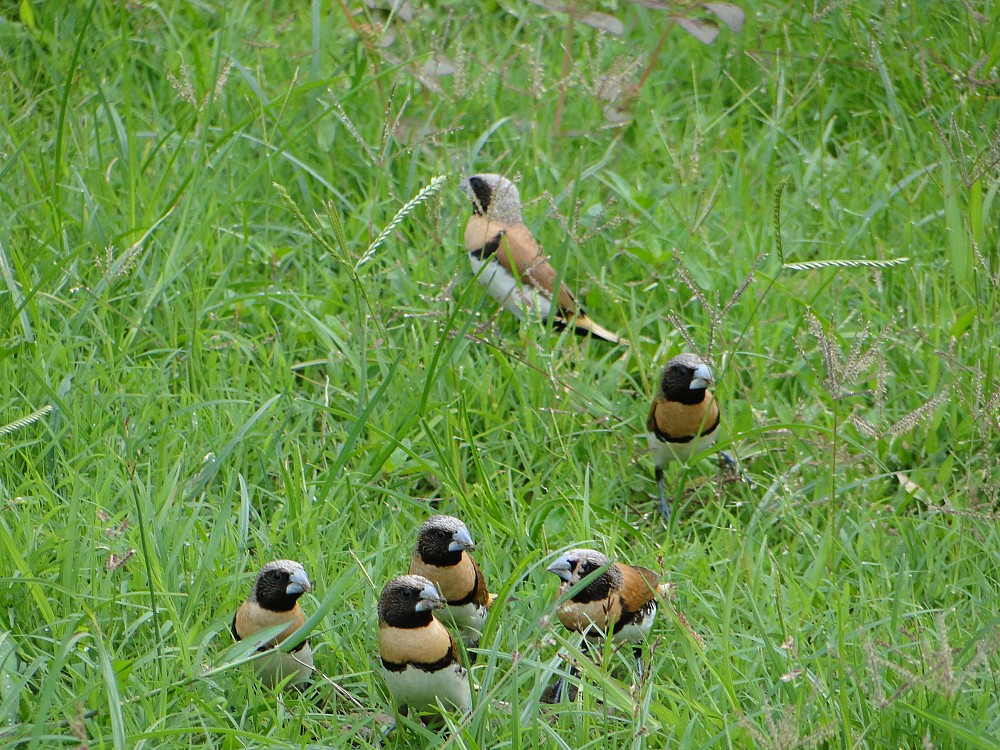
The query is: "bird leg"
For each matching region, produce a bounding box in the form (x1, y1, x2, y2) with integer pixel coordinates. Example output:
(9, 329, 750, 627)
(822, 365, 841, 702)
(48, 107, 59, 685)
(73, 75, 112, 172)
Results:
(542, 641, 591, 704)
(632, 644, 645, 678)
(541, 660, 580, 704)
(655, 466, 671, 522)
(717, 451, 752, 485)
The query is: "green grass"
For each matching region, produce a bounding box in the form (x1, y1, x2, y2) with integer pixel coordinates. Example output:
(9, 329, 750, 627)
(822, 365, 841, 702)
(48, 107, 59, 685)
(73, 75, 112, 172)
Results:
(1, 0, 999, 747)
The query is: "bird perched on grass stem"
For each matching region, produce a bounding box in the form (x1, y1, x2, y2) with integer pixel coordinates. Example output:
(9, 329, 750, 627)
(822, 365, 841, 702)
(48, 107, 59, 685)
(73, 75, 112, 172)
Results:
(543, 548, 664, 703)
(378, 575, 472, 715)
(232, 559, 314, 688)
(459, 173, 627, 346)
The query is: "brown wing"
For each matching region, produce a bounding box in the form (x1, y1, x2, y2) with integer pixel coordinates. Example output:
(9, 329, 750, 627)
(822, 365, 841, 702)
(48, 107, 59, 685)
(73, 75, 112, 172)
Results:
(617, 563, 660, 615)
(468, 217, 626, 343)
(496, 224, 580, 316)
(646, 398, 660, 434)
(469, 557, 493, 608)
(556, 597, 620, 634)
(648, 393, 720, 441)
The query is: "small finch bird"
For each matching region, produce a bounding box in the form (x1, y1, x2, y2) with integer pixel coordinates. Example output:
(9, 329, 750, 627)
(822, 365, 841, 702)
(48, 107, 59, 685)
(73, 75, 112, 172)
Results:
(647, 353, 724, 521)
(543, 548, 664, 702)
(378, 575, 472, 715)
(408, 515, 495, 649)
(459, 173, 627, 346)
(232, 559, 314, 688)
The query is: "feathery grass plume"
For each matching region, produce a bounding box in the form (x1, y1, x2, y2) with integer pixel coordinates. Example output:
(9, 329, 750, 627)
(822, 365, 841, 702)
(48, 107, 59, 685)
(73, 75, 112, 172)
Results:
(771, 175, 788, 259)
(88, 206, 175, 310)
(885, 387, 951, 440)
(849, 414, 879, 439)
(810, 0, 851, 21)
(800, 308, 840, 396)
(541, 191, 623, 245)
(666, 312, 700, 353)
(357, 174, 446, 271)
(376, 85, 410, 165)
(94, 244, 141, 283)
(927, 611, 956, 700)
(660, 124, 703, 184)
(588, 50, 643, 104)
(927, 104, 1000, 189)
(0, 405, 53, 438)
(862, 617, 1000, 711)
(737, 694, 838, 750)
(721, 249, 767, 319)
(797, 309, 896, 406)
(783, 257, 910, 271)
(669, 242, 764, 356)
(167, 56, 232, 112)
(971, 366, 1000, 438)
(278, 175, 439, 282)
(69, 702, 89, 748)
(326, 93, 378, 164)
(326, 85, 412, 167)
(862, 640, 924, 709)
(671, 247, 712, 314)
(845, 322, 892, 383)
(167, 59, 198, 107)
(323, 199, 352, 273)
(971, 232, 1000, 289)
(274, 183, 351, 273)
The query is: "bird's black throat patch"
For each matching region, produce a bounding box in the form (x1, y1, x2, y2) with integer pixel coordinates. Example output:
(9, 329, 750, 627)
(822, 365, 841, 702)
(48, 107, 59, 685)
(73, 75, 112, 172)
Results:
(468, 176, 493, 215)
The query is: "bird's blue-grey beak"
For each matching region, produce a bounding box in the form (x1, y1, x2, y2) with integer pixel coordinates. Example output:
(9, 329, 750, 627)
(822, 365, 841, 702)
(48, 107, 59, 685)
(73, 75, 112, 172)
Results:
(286, 568, 312, 596)
(690, 363, 715, 390)
(415, 581, 446, 612)
(546, 556, 574, 583)
(449, 524, 476, 552)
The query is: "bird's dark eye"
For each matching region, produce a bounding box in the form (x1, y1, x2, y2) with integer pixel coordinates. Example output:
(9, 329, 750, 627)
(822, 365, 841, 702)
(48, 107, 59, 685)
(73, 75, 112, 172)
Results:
(435, 530, 447, 539)
(402, 588, 413, 598)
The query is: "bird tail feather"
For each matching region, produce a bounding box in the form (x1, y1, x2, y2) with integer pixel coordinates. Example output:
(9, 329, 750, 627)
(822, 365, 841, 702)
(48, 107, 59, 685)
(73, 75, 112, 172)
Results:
(571, 315, 629, 346)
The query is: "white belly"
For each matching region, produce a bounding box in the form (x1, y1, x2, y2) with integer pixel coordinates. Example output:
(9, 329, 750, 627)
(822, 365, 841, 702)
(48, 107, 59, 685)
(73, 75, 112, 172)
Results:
(613, 608, 656, 644)
(255, 642, 313, 688)
(440, 603, 488, 645)
(384, 662, 471, 713)
(647, 431, 717, 466)
(469, 255, 552, 321)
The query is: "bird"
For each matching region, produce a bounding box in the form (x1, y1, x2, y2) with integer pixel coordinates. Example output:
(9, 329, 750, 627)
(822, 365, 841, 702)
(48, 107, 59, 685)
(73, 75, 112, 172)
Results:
(231, 559, 314, 688)
(543, 548, 664, 702)
(408, 515, 495, 649)
(378, 575, 472, 715)
(459, 173, 627, 346)
(646, 353, 727, 522)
